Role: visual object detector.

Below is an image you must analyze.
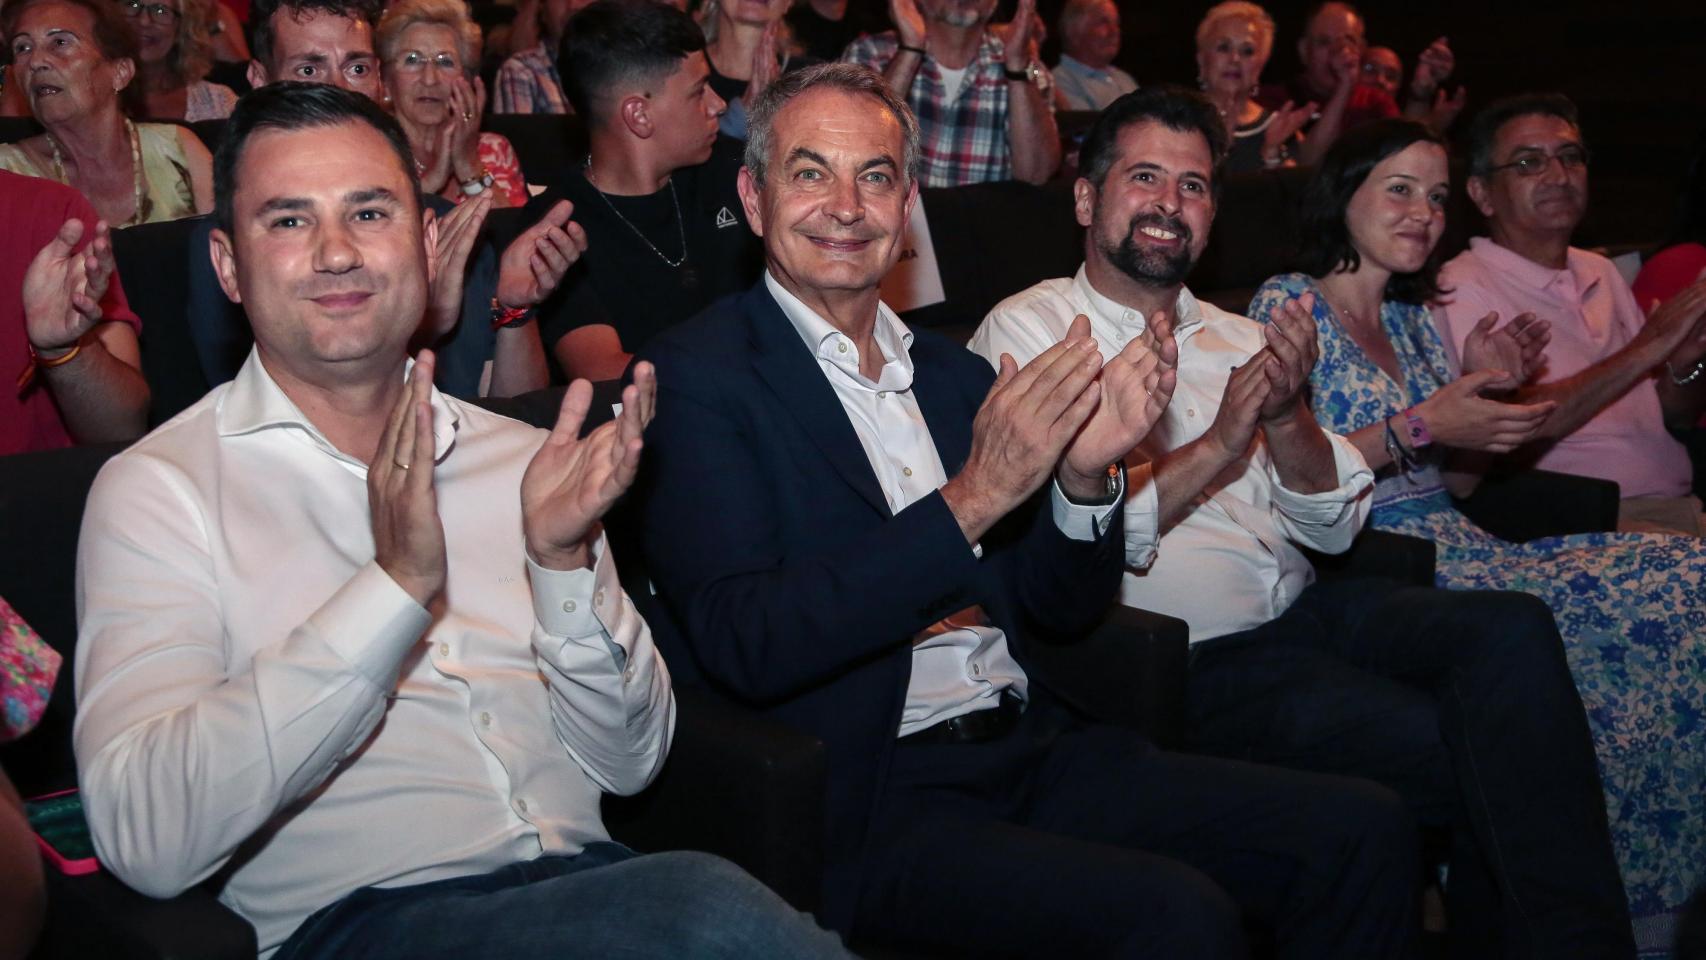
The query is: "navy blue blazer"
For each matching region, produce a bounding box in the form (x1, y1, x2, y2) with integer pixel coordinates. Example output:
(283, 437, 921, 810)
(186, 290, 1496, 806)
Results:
(637, 282, 1125, 932)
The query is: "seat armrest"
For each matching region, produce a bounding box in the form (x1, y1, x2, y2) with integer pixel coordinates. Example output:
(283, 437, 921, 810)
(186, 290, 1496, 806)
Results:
(1307, 530, 1436, 586)
(602, 685, 826, 913)
(1453, 468, 1620, 541)
(1024, 605, 1190, 750)
(38, 869, 256, 960)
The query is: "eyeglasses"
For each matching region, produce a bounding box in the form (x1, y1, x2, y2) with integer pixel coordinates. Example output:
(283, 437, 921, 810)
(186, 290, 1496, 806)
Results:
(394, 51, 461, 73)
(118, 0, 180, 23)
(1487, 146, 1589, 178)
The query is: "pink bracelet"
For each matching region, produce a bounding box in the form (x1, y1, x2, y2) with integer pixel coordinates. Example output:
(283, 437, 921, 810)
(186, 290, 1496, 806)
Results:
(1404, 410, 1433, 450)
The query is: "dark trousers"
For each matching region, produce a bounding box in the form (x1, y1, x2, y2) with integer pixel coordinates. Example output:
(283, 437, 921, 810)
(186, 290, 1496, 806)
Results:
(849, 697, 1419, 959)
(1187, 578, 1634, 960)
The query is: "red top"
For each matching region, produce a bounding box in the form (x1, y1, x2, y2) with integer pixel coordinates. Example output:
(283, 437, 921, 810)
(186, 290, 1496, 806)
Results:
(2, 170, 142, 455)
(1631, 242, 1706, 311)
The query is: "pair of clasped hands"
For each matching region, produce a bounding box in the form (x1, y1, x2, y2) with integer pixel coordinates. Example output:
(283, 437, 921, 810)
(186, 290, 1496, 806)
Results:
(942, 313, 1184, 544)
(370, 351, 656, 606)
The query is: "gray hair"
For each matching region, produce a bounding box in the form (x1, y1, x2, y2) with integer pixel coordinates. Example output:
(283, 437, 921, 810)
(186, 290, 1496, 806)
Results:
(376, 0, 482, 78)
(743, 62, 921, 187)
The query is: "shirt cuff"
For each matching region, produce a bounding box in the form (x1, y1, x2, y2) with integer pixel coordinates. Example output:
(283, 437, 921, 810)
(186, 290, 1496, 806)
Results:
(318, 562, 435, 688)
(1266, 431, 1375, 526)
(1049, 469, 1126, 541)
(527, 532, 629, 663)
(1121, 460, 1161, 568)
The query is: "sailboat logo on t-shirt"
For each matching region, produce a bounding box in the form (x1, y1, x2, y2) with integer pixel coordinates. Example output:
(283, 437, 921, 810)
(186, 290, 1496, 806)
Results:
(714, 206, 740, 229)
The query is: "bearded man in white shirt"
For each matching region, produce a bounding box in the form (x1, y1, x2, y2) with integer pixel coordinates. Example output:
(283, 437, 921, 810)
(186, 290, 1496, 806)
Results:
(971, 86, 1633, 958)
(69, 82, 850, 960)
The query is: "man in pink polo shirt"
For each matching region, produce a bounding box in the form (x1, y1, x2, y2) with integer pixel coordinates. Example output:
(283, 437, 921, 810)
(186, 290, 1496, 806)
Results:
(1435, 93, 1706, 535)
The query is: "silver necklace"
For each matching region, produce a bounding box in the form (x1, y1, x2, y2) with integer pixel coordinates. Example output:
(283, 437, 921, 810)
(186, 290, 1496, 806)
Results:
(583, 155, 691, 270)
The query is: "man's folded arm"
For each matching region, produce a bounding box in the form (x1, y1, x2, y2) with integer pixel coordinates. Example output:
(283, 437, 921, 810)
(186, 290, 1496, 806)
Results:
(72, 457, 430, 898)
(1267, 431, 1373, 554)
(640, 365, 985, 703)
(527, 538, 674, 797)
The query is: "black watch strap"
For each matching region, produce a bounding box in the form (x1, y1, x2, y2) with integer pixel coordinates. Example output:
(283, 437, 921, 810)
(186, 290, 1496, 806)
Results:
(1003, 66, 1030, 82)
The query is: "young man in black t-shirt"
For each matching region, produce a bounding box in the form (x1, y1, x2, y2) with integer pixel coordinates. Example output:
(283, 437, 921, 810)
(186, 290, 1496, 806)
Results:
(535, 0, 763, 382)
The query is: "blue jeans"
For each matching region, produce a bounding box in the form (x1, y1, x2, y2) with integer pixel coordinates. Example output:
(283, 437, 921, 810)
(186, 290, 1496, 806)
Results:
(273, 843, 852, 959)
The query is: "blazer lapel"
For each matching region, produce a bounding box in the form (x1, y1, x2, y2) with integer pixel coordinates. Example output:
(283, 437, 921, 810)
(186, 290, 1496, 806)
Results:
(911, 347, 973, 477)
(747, 288, 892, 516)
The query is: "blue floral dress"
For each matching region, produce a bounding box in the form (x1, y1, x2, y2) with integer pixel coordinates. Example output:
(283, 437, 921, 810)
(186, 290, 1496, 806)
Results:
(1252, 272, 1706, 951)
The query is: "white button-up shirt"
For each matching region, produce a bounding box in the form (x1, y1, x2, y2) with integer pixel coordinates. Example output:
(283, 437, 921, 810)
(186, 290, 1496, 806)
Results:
(970, 268, 1373, 642)
(73, 352, 673, 956)
(765, 273, 1118, 736)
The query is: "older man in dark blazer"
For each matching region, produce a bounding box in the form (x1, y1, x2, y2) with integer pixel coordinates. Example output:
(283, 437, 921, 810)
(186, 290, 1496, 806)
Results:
(638, 62, 1419, 959)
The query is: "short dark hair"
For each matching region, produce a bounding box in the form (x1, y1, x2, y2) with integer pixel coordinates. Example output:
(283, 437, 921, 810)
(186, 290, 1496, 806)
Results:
(1295, 118, 1448, 304)
(1078, 85, 1228, 197)
(214, 81, 417, 234)
(1465, 92, 1581, 179)
(559, 0, 706, 126)
(249, 0, 382, 73)
(1300, 0, 1360, 35)
(2, 0, 143, 114)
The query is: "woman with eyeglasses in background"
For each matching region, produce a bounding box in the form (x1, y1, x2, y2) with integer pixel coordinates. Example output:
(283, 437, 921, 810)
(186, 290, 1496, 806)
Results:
(1, 0, 212, 224)
(123, 0, 238, 120)
(376, 0, 526, 207)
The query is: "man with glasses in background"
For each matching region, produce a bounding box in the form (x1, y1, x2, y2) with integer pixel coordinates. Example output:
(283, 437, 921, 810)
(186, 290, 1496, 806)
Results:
(1436, 93, 1706, 536)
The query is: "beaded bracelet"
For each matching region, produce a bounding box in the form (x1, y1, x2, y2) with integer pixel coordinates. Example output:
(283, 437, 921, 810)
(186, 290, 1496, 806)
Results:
(1382, 414, 1419, 480)
(1666, 358, 1705, 386)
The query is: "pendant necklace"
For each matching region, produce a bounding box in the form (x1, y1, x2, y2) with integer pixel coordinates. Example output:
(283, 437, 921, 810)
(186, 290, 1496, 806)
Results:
(583, 155, 698, 292)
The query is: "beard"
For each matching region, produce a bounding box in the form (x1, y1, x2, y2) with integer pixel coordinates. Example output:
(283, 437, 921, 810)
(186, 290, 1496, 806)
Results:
(1102, 212, 1196, 287)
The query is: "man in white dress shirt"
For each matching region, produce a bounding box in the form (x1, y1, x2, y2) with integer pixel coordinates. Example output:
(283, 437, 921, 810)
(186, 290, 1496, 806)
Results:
(70, 83, 849, 960)
(972, 86, 1632, 958)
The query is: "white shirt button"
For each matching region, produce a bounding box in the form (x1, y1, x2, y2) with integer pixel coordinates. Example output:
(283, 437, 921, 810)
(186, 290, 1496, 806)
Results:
(970, 662, 982, 677)
(623, 665, 635, 684)
(479, 711, 492, 727)
(515, 798, 528, 814)
(878, 391, 889, 399)
(594, 590, 605, 608)
(902, 466, 913, 477)
(1186, 408, 1197, 418)
(836, 341, 848, 354)
(437, 642, 449, 658)
(562, 599, 576, 613)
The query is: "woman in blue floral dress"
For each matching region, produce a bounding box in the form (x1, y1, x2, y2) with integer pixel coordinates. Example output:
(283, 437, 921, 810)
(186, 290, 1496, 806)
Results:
(1249, 119, 1706, 954)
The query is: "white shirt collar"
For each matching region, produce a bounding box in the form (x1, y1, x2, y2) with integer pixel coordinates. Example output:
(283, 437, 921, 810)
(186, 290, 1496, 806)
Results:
(216, 348, 459, 468)
(1071, 264, 1206, 344)
(766, 270, 916, 394)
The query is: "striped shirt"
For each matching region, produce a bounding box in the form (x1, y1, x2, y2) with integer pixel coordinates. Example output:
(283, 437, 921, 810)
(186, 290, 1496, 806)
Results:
(493, 43, 568, 115)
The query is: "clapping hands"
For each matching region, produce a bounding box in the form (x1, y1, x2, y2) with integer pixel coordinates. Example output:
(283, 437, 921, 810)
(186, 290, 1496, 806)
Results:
(22, 217, 115, 359)
(1460, 310, 1549, 393)
(521, 363, 658, 571)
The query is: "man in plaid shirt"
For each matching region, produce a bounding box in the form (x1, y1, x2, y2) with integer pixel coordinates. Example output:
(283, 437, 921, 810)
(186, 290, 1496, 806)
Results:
(844, 0, 1058, 187)
(493, 0, 583, 113)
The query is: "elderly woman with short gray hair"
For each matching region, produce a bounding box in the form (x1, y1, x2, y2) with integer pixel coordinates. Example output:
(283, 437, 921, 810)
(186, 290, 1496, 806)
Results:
(377, 0, 527, 206)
